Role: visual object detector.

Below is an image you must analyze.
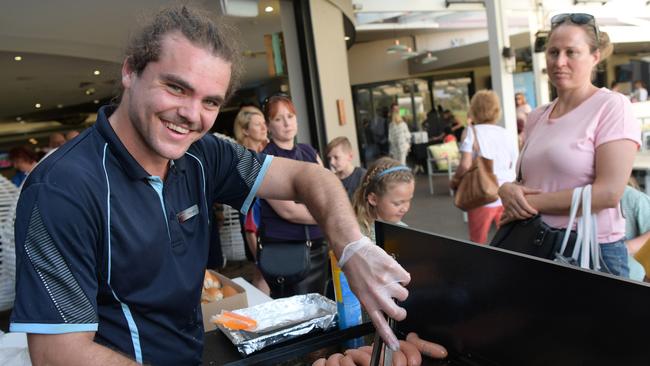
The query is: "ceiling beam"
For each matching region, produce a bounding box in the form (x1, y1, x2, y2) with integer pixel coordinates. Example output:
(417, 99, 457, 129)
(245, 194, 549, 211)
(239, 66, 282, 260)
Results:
(356, 22, 441, 31)
(352, 0, 533, 13)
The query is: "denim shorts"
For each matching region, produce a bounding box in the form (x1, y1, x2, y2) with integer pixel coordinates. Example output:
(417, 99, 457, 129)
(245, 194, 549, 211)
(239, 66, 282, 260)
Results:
(599, 239, 629, 278)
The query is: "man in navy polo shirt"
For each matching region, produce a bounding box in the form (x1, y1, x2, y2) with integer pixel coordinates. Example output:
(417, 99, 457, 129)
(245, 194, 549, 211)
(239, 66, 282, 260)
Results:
(10, 5, 411, 365)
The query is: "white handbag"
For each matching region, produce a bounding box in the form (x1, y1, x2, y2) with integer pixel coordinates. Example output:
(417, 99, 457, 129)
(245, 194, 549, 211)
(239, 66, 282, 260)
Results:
(557, 185, 602, 271)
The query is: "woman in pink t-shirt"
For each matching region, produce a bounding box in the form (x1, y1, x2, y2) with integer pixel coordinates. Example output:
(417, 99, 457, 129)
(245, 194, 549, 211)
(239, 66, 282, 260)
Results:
(498, 14, 641, 277)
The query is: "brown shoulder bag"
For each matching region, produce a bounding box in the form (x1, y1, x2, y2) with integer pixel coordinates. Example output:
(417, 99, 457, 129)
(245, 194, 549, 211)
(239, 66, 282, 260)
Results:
(453, 124, 499, 211)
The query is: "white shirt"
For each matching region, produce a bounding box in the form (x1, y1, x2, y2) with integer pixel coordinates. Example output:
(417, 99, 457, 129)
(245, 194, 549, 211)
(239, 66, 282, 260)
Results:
(460, 124, 518, 207)
(633, 87, 648, 102)
(388, 122, 411, 153)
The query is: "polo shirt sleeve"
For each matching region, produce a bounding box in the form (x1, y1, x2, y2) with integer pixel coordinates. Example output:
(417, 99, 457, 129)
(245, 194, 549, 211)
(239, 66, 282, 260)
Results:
(201, 135, 272, 215)
(10, 182, 100, 334)
(595, 92, 641, 149)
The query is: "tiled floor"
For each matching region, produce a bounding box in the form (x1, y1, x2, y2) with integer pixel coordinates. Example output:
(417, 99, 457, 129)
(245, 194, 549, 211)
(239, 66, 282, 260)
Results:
(403, 174, 470, 241)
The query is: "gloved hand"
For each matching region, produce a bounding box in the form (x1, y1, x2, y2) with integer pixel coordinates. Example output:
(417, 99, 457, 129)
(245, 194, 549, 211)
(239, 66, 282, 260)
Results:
(337, 236, 411, 351)
(312, 332, 447, 366)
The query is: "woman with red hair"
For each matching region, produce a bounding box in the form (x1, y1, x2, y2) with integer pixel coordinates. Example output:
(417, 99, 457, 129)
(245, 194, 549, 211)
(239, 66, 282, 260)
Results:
(258, 94, 328, 298)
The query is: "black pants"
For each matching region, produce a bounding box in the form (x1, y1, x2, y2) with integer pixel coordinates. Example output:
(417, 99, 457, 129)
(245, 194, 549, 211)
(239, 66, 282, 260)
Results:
(261, 240, 329, 299)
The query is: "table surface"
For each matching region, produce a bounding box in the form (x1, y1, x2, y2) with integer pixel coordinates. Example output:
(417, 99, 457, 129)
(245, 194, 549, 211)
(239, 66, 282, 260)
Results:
(231, 277, 272, 306)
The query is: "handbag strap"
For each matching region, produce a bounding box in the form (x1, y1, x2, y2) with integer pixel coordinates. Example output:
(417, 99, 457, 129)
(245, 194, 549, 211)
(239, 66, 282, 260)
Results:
(469, 123, 483, 157)
(559, 187, 583, 257)
(580, 185, 600, 270)
(560, 185, 600, 270)
(516, 142, 528, 183)
(258, 226, 313, 248)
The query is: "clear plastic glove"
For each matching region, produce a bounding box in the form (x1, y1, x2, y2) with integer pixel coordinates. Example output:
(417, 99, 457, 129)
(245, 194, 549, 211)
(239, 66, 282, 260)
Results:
(498, 182, 541, 225)
(312, 332, 447, 366)
(337, 236, 411, 351)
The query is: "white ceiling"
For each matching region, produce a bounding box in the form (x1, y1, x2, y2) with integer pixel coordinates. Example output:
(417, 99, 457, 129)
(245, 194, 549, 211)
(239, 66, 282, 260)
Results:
(5, 0, 650, 123)
(0, 0, 282, 122)
(351, 0, 650, 78)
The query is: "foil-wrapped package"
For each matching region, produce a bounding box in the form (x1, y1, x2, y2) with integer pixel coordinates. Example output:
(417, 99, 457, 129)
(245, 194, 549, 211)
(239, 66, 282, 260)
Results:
(214, 293, 337, 356)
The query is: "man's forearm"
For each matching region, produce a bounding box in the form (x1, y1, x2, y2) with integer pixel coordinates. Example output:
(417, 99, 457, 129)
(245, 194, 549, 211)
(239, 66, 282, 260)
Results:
(29, 334, 138, 366)
(296, 164, 361, 258)
(86, 344, 139, 366)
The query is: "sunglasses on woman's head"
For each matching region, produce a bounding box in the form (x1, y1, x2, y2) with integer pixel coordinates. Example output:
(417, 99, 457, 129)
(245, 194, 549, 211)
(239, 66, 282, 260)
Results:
(550, 13, 599, 42)
(262, 92, 291, 115)
(262, 92, 290, 106)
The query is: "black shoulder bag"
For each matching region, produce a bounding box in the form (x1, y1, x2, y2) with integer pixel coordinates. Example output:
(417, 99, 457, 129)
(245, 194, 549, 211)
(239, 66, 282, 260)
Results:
(257, 226, 312, 285)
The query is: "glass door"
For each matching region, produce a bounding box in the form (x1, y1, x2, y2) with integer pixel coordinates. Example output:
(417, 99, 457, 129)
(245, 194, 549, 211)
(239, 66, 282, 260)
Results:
(431, 77, 472, 142)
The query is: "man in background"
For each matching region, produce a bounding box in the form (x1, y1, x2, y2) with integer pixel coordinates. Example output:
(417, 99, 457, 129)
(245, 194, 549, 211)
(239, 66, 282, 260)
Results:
(8, 146, 38, 187)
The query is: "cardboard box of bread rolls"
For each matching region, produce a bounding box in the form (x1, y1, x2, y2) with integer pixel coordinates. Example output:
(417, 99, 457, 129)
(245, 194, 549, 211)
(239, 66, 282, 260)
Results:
(201, 270, 247, 332)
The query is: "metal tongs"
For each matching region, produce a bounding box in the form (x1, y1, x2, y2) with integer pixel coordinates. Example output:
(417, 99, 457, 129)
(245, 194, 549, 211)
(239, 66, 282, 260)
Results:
(370, 316, 396, 366)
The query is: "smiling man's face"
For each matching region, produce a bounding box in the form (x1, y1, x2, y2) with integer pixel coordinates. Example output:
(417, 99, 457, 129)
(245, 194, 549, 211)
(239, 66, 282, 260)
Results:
(119, 32, 231, 169)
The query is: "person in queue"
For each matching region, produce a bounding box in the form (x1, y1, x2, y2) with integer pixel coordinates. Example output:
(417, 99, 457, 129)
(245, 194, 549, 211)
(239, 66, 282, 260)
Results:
(10, 6, 410, 365)
(514, 92, 532, 125)
(258, 94, 331, 298)
(498, 13, 640, 277)
(620, 177, 650, 280)
(8, 146, 39, 187)
(233, 104, 270, 293)
(326, 136, 366, 201)
(450, 90, 518, 244)
(353, 157, 415, 244)
(233, 104, 268, 153)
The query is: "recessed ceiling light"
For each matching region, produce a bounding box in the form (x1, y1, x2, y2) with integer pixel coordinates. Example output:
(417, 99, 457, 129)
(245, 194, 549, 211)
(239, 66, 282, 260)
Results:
(57, 104, 63, 108)
(14, 56, 22, 61)
(264, 6, 273, 12)
(93, 99, 100, 104)
(344, 36, 351, 41)
(35, 103, 41, 108)
(93, 70, 101, 75)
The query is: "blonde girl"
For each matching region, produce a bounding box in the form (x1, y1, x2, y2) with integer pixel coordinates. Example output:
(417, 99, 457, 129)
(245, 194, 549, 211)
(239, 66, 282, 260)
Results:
(352, 157, 415, 243)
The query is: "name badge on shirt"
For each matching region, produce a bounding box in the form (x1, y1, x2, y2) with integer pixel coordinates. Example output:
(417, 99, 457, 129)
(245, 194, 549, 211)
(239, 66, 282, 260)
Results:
(177, 204, 199, 223)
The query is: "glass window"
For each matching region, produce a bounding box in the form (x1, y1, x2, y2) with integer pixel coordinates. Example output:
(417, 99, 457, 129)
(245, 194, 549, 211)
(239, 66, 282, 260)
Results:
(354, 88, 379, 164)
(432, 77, 471, 125)
(354, 76, 475, 166)
(432, 77, 471, 143)
(412, 79, 432, 131)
